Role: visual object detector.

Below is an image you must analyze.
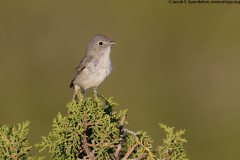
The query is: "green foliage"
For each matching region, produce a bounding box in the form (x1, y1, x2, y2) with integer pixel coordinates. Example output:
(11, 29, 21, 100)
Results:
(1, 94, 188, 159)
(121, 130, 155, 160)
(37, 95, 126, 159)
(157, 124, 188, 160)
(0, 121, 43, 160)
(37, 95, 188, 160)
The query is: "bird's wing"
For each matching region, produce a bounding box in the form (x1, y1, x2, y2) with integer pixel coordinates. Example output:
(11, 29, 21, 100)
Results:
(70, 56, 92, 88)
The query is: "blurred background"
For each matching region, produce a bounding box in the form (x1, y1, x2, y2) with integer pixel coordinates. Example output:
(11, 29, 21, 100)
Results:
(1, 1, 240, 159)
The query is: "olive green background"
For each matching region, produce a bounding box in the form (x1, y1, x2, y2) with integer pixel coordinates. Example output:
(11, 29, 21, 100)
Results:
(1, 1, 240, 159)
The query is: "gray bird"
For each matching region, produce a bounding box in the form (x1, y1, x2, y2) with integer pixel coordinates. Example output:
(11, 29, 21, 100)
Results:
(70, 34, 115, 100)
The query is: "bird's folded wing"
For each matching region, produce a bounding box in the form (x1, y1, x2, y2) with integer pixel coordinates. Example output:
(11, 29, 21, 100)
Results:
(69, 56, 92, 88)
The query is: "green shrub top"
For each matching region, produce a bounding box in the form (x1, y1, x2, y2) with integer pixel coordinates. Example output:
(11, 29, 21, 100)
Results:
(1, 95, 188, 160)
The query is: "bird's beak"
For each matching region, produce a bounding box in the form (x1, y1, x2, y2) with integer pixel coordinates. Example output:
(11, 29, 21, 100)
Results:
(110, 41, 116, 45)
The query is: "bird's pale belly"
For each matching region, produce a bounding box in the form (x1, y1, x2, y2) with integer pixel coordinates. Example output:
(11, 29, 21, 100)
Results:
(73, 66, 111, 90)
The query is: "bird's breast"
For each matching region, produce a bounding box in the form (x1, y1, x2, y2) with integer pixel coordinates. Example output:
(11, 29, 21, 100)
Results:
(95, 47, 112, 76)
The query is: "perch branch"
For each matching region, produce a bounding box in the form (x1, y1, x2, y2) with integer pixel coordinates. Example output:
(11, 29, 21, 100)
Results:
(81, 119, 96, 160)
(114, 113, 126, 158)
(82, 134, 96, 160)
(122, 143, 139, 160)
(137, 153, 146, 160)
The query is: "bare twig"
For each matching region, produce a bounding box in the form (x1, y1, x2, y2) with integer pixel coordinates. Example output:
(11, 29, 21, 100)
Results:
(82, 134, 95, 160)
(122, 142, 139, 160)
(81, 120, 97, 160)
(114, 113, 126, 158)
(123, 128, 152, 159)
(110, 155, 116, 160)
(137, 153, 146, 160)
(123, 128, 139, 137)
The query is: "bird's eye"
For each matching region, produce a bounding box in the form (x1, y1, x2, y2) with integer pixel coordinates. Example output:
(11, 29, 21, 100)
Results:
(98, 42, 103, 45)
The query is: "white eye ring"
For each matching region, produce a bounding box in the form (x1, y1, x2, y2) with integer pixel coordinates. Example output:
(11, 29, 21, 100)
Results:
(98, 42, 103, 45)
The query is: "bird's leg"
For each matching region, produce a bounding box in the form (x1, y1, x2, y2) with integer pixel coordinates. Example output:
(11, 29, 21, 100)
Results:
(72, 85, 80, 101)
(69, 85, 81, 115)
(81, 87, 86, 101)
(72, 85, 86, 102)
(93, 86, 107, 107)
(93, 86, 98, 96)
